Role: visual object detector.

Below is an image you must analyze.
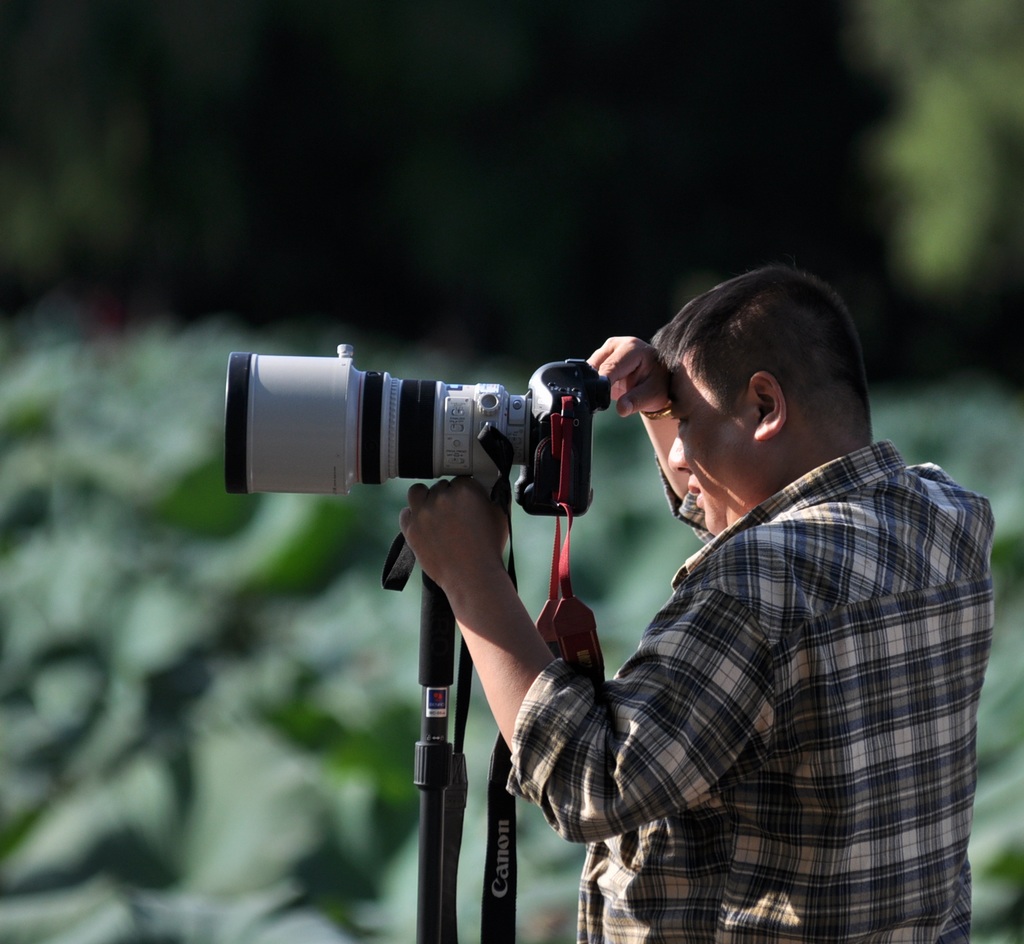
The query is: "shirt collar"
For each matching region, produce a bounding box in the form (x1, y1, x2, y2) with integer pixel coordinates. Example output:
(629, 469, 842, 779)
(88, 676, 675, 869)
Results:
(673, 440, 906, 588)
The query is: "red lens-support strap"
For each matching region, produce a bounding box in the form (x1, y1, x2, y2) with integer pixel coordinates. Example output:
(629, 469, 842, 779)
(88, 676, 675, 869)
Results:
(535, 396, 604, 685)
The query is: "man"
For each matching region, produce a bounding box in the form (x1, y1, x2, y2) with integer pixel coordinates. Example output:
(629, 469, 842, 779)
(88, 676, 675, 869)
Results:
(399, 265, 994, 942)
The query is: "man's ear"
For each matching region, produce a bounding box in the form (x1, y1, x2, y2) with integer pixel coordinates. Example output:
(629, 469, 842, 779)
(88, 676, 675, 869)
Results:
(747, 370, 786, 442)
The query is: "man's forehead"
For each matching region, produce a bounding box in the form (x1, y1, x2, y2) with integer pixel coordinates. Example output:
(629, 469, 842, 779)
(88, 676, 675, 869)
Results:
(669, 355, 716, 408)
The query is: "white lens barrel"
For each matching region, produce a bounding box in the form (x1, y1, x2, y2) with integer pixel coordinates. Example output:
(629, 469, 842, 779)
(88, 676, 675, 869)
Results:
(232, 348, 363, 494)
(225, 344, 530, 495)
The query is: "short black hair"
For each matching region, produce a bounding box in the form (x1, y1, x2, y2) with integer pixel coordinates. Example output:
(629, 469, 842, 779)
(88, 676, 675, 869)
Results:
(652, 265, 872, 437)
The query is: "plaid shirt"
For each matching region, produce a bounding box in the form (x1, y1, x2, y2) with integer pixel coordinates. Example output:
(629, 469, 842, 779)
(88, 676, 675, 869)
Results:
(509, 441, 994, 943)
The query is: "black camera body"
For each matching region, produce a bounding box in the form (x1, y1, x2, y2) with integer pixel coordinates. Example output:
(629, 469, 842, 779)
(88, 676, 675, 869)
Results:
(224, 345, 610, 515)
(515, 359, 610, 515)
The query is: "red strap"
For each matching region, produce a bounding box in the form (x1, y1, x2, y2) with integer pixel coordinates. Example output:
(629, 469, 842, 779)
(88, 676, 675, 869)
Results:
(535, 397, 604, 683)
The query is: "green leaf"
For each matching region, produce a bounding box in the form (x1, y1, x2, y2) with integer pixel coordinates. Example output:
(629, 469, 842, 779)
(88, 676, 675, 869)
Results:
(203, 494, 362, 594)
(0, 877, 132, 944)
(155, 458, 256, 537)
(179, 726, 325, 896)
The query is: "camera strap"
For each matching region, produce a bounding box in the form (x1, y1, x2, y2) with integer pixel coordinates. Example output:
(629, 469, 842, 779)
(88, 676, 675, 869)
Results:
(476, 426, 519, 944)
(536, 397, 605, 687)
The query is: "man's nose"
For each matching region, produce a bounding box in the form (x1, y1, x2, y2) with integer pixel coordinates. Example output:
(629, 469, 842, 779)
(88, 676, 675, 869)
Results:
(668, 436, 688, 471)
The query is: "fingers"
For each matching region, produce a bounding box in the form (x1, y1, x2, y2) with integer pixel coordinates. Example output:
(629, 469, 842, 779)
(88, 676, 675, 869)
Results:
(400, 481, 430, 528)
(405, 481, 430, 503)
(401, 480, 447, 530)
(405, 479, 448, 505)
(588, 336, 671, 417)
(587, 336, 647, 381)
(404, 476, 471, 510)
(400, 477, 507, 571)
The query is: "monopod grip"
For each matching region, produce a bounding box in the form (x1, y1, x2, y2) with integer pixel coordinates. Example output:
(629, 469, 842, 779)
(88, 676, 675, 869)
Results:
(419, 573, 456, 689)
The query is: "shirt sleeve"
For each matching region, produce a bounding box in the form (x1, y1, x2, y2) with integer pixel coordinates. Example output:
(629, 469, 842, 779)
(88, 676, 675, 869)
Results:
(507, 588, 775, 843)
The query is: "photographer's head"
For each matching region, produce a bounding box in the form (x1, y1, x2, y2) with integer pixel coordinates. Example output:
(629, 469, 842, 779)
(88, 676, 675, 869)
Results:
(654, 265, 872, 440)
(652, 265, 873, 534)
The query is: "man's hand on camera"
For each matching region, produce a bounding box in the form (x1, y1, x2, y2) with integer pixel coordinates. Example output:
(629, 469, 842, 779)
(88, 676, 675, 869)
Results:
(588, 337, 672, 418)
(589, 336, 693, 505)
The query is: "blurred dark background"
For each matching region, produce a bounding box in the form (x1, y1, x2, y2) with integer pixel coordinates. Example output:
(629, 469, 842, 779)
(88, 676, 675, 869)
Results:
(2, 0, 1023, 383)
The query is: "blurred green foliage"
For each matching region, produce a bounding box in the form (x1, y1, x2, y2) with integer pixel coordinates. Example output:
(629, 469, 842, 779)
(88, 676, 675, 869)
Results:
(0, 311, 421, 942)
(848, 0, 1024, 300)
(0, 309, 1022, 942)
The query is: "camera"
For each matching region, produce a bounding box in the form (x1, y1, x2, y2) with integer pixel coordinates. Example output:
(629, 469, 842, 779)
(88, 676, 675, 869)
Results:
(224, 344, 610, 515)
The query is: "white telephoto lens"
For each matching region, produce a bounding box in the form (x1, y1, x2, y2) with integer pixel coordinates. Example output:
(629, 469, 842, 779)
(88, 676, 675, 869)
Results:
(225, 346, 363, 494)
